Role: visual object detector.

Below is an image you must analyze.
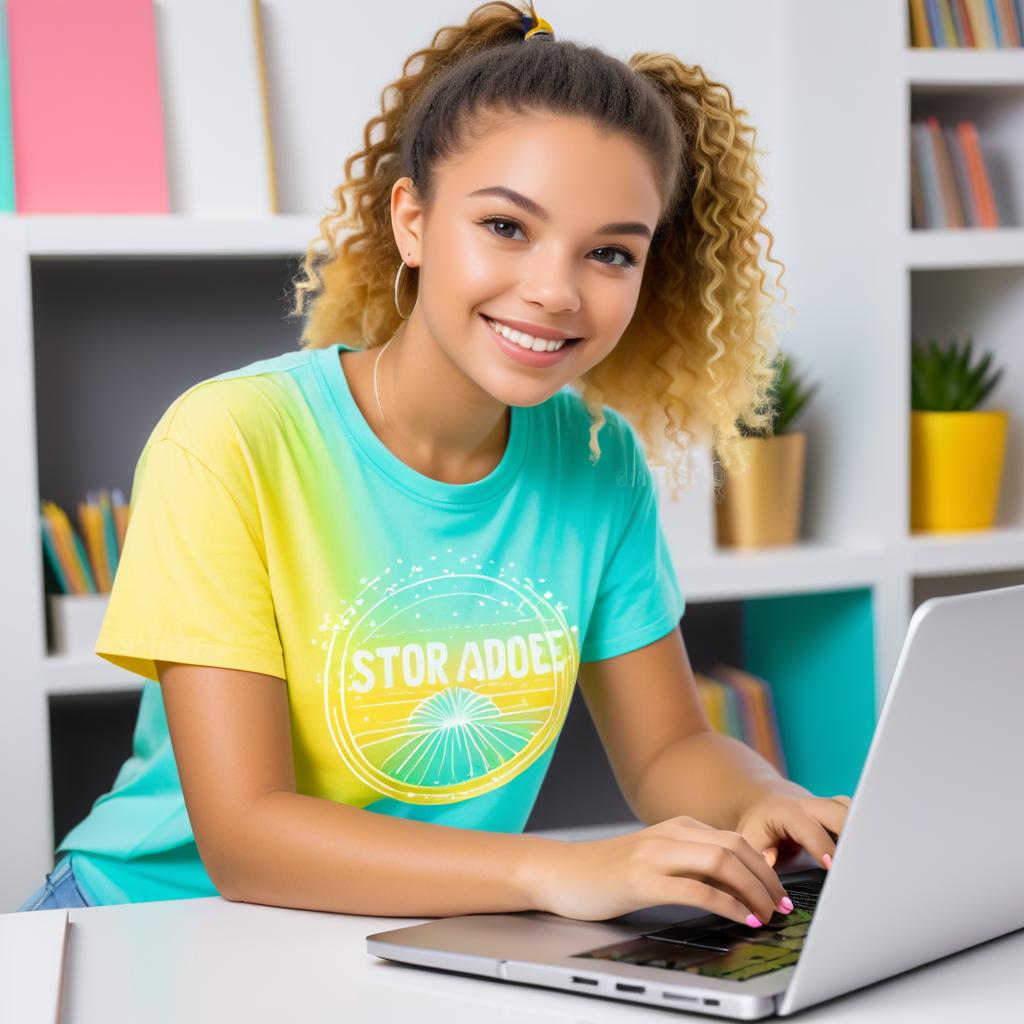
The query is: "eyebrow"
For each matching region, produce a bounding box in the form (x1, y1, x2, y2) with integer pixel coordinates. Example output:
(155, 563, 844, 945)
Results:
(467, 186, 653, 240)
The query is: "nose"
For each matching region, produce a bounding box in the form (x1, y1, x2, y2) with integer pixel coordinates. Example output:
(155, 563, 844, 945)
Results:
(518, 247, 581, 314)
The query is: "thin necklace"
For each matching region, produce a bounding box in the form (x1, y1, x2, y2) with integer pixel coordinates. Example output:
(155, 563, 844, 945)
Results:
(372, 337, 510, 471)
(373, 335, 422, 454)
(372, 336, 394, 431)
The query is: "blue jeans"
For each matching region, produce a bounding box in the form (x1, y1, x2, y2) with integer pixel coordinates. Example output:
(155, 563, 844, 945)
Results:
(16, 854, 94, 911)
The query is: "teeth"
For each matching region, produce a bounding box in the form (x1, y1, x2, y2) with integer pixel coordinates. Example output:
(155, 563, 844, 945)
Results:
(487, 317, 569, 353)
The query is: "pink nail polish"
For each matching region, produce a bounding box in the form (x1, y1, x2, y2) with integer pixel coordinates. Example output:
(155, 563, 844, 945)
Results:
(778, 896, 794, 913)
(823, 853, 833, 869)
(745, 914, 763, 928)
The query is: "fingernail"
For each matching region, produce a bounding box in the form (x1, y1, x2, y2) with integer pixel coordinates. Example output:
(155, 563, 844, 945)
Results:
(745, 914, 763, 928)
(778, 896, 794, 913)
(823, 853, 833, 869)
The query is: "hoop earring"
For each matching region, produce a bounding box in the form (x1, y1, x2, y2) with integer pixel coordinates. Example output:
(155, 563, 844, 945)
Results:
(393, 260, 417, 320)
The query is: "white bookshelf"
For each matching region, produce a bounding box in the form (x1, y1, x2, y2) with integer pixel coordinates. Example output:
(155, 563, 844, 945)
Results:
(905, 226, 1024, 266)
(23, 213, 321, 258)
(3, 0, 1023, 911)
(904, 47, 1024, 85)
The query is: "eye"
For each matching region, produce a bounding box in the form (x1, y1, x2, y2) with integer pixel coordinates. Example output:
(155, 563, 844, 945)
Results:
(477, 216, 640, 268)
(591, 246, 639, 268)
(479, 217, 527, 242)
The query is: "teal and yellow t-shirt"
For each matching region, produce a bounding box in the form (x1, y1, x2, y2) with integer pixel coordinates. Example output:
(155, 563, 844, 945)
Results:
(57, 342, 686, 905)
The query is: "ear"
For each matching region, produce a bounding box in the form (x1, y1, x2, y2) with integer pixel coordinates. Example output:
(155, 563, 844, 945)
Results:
(391, 176, 424, 267)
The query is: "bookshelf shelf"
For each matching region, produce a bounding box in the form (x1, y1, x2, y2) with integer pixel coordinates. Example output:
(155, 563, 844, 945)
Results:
(905, 226, 1024, 267)
(23, 214, 322, 258)
(679, 541, 886, 602)
(905, 525, 1024, 575)
(904, 48, 1024, 86)
(41, 655, 141, 697)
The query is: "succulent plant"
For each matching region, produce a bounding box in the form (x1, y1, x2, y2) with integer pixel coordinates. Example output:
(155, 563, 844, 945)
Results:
(737, 350, 819, 438)
(911, 336, 1003, 412)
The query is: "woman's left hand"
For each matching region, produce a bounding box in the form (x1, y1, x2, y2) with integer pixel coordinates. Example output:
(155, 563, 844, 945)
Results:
(735, 790, 853, 871)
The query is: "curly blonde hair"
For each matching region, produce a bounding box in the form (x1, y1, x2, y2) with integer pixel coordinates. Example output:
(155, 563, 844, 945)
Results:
(288, 1, 790, 499)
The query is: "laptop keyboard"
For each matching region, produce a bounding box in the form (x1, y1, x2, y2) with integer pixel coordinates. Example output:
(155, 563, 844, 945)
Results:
(572, 875, 824, 984)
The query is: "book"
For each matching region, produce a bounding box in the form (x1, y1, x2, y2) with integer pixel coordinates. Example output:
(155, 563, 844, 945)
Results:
(959, 120, 1000, 225)
(709, 664, 789, 777)
(927, 115, 965, 228)
(154, 0, 277, 214)
(7, 0, 169, 212)
(692, 664, 789, 777)
(944, 125, 979, 227)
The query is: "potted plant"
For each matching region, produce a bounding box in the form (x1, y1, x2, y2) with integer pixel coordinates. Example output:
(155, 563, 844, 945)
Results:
(910, 336, 1007, 532)
(715, 350, 820, 548)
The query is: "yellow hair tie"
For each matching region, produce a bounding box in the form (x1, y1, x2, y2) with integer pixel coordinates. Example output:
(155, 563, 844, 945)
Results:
(522, 13, 555, 40)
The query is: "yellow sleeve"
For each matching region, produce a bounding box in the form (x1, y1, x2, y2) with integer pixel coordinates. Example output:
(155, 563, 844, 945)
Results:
(94, 428, 285, 683)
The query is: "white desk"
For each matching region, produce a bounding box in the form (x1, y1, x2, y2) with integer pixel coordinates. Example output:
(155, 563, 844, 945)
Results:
(4, 824, 1023, 1022)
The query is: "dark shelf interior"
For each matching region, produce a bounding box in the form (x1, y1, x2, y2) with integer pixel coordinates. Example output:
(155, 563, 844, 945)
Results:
(32, 256, 304, 519)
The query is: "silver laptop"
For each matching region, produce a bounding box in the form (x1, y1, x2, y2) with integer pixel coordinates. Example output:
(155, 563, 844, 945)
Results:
(367, 583, 1024, 1018)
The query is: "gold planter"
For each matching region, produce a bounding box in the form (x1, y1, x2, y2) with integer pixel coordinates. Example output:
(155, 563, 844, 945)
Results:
(910, 410, 1008, 532)
(715, 432, 807, 548)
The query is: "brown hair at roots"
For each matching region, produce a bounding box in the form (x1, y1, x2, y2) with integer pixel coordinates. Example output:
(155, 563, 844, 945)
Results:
(287, 1, 791, 498)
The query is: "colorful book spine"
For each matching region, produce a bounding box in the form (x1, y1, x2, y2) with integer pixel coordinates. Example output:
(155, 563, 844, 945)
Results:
(41, 502, 94, 595)
(911, 0, 929, 46)
(695, 675, 727, 733)
(40, 515, 71, 596)
(41, 491, 128, 595)
(711, 665, 790, 778)
(1001, 0, 1022, 43)
(940, 0, 961, 44)
(926, 116, 965, 227)
(959, 120, 1000, 226)
(912, 122, 942, 227)
(944, 125, 979, 226)
(113, 489, 129, 551)
(693, 665, 789, 778)
(910, 117, 1001, 228)
(956, 0, 977, 44)
(911, 0, 1024, 45)
(983, 0, 999, 43)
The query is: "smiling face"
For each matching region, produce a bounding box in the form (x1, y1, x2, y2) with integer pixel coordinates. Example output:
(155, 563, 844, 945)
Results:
(391, 111, 664, 406)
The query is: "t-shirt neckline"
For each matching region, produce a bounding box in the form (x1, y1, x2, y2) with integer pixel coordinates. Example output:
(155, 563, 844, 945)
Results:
(314, 342, 530, 508)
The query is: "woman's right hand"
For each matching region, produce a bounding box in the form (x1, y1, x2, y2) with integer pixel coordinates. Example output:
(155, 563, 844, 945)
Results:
(527, 815, 793, 926)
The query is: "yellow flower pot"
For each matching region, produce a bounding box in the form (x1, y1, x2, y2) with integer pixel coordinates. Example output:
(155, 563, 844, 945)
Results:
(715, 433, 807, 548)
(910, 410, 1008, 532)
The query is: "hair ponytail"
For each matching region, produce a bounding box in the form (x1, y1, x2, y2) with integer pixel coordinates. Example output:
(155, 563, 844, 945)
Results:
(288, 2, 789, 496)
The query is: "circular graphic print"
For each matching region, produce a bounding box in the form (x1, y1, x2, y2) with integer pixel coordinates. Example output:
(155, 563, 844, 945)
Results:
(320, 558, 578, 803)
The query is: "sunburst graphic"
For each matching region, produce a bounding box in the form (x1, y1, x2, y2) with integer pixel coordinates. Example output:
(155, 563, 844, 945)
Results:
(319, 551, 579, 803)
(379, 687, 539, 786)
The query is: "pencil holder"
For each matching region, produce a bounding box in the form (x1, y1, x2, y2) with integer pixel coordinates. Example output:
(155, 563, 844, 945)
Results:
(47, 593, 110, 657)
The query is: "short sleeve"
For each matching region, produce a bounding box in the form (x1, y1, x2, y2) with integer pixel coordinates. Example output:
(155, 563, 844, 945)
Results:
(579, 423, 686, 663)
(94, 434, 285, 683)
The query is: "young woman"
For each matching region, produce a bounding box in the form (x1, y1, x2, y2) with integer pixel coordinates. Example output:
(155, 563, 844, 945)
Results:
(20, 2, 850, 925)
